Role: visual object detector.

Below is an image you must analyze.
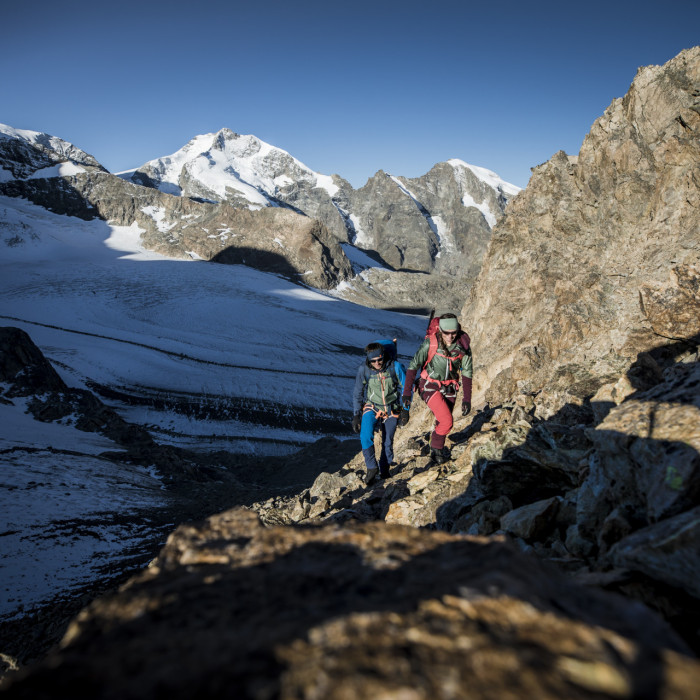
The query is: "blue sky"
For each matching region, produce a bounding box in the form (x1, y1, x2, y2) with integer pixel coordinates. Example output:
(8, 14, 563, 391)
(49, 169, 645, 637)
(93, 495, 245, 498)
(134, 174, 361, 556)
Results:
(2, 0, 698, 189)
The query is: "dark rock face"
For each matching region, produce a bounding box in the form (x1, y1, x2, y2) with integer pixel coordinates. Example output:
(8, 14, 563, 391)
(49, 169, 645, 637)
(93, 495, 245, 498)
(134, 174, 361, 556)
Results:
(0, 327, 67, 397)
(345, 162, 501, 278)
(0, 326, 225, 482)
(0, 326, 149, 444)
(3, 509, 699, 699)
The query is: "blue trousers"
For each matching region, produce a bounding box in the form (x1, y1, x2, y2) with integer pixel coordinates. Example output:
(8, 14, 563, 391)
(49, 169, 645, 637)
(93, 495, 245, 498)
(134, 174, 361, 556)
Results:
(360, 408, 397, 469)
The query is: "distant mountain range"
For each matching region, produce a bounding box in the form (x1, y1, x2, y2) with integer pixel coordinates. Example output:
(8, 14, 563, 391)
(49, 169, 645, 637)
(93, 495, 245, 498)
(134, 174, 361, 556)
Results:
(119, 128, 520, 276)
(0, 123, 520, 308)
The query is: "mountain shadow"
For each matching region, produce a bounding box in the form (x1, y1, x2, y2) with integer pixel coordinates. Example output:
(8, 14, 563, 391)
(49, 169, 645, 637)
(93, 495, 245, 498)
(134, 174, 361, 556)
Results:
(210, 246, 300, 280)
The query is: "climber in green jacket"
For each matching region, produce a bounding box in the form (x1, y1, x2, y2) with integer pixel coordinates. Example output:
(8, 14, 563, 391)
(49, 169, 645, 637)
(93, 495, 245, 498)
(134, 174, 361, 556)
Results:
(400, 313, 472, 464)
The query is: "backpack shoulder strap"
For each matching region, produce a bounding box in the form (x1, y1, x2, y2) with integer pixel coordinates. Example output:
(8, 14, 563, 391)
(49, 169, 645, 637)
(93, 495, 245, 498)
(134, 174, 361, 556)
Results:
(425, 334, 439, 367)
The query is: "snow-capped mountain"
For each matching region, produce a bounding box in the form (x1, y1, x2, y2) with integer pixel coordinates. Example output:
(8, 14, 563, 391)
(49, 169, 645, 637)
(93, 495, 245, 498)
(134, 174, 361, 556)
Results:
(1, 122, 521, 310)
(122, 127, 521, 276)
(0, 124, 354, 291)
(120, 128, 342, 209)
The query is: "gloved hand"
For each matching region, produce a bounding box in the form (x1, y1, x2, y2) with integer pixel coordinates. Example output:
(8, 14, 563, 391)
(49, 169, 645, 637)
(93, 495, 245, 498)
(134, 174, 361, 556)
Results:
(461, 401, 471, 416)
(398, 408, 410, 427)
(352, 414, 361, 433)
(401, 396, 411, 411)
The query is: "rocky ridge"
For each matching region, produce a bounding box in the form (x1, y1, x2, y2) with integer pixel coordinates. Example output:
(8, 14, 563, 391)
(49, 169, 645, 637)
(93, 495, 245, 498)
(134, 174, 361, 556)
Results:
(461, 46, 700, 412)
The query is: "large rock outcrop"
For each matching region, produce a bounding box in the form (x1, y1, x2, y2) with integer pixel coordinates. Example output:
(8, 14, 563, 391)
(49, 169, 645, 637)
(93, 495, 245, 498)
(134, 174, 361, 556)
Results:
(461, 46, 700, 411)
(2, 508, 699, 699)
(346, 161, 510, 277)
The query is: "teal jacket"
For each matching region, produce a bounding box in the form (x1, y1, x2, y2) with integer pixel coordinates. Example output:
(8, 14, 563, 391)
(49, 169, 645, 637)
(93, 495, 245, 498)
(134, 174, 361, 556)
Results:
(353, 359, 406, 414)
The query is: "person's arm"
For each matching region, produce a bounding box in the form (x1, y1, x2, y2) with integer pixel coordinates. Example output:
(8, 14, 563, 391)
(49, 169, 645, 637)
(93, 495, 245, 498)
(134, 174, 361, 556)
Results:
(352, 364, 367, 415)
(402, 340, 429, 403)
(461, 348, 473, 415)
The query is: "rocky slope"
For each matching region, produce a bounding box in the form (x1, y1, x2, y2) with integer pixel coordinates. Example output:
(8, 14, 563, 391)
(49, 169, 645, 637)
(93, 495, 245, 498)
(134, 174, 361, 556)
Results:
(2, 507, 699, 699)
(246, 46, 700, 656)
(251, 346, 699, 645)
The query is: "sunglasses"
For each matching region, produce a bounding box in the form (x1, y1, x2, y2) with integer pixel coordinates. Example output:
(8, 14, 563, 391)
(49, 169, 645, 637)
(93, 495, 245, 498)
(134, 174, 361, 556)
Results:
(442, 330, 458, 336)
(369, 357, 384, 364)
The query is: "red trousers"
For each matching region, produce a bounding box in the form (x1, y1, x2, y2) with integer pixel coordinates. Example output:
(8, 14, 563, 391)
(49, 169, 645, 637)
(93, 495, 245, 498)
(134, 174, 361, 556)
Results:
(426, 390, 456, 449)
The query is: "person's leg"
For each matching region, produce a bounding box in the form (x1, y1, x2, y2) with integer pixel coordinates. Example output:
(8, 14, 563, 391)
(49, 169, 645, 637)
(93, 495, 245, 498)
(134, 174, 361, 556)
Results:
(426, 392, 455, 462)
(360, 409, 379, 483)
(379, 415, 398, 477)
(426, 392, 453, 448)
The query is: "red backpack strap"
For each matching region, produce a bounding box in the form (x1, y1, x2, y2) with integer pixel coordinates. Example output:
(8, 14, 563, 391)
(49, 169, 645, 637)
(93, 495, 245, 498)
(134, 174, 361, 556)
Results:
(425, 333, 439, 367)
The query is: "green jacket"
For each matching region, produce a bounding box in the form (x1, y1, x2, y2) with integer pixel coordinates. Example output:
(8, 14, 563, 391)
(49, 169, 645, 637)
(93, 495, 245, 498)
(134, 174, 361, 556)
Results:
(408, 337, 473, 382)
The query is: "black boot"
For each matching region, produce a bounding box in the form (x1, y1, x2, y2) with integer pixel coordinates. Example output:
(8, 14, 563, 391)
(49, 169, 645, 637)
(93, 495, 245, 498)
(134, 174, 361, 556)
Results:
(362, 447, 379, 485)
(430, 447, 446, 464)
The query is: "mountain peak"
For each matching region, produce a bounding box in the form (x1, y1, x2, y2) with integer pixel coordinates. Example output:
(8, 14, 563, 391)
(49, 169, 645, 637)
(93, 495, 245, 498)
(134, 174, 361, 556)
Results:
(0, 123, 105, 180)
(447, 158, 521, 196)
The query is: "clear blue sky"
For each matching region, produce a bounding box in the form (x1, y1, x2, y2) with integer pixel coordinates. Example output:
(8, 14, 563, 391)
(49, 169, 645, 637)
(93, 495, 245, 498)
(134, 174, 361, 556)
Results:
(2, 0, 698, 189)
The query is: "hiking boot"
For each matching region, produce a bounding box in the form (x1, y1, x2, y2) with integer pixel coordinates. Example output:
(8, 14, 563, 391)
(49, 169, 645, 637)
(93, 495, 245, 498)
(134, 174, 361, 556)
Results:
(430, 447, 449, 465)
(364, 467, 378, 485)
(379, 465, 391, 479)
(430, 447, 445, 464)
